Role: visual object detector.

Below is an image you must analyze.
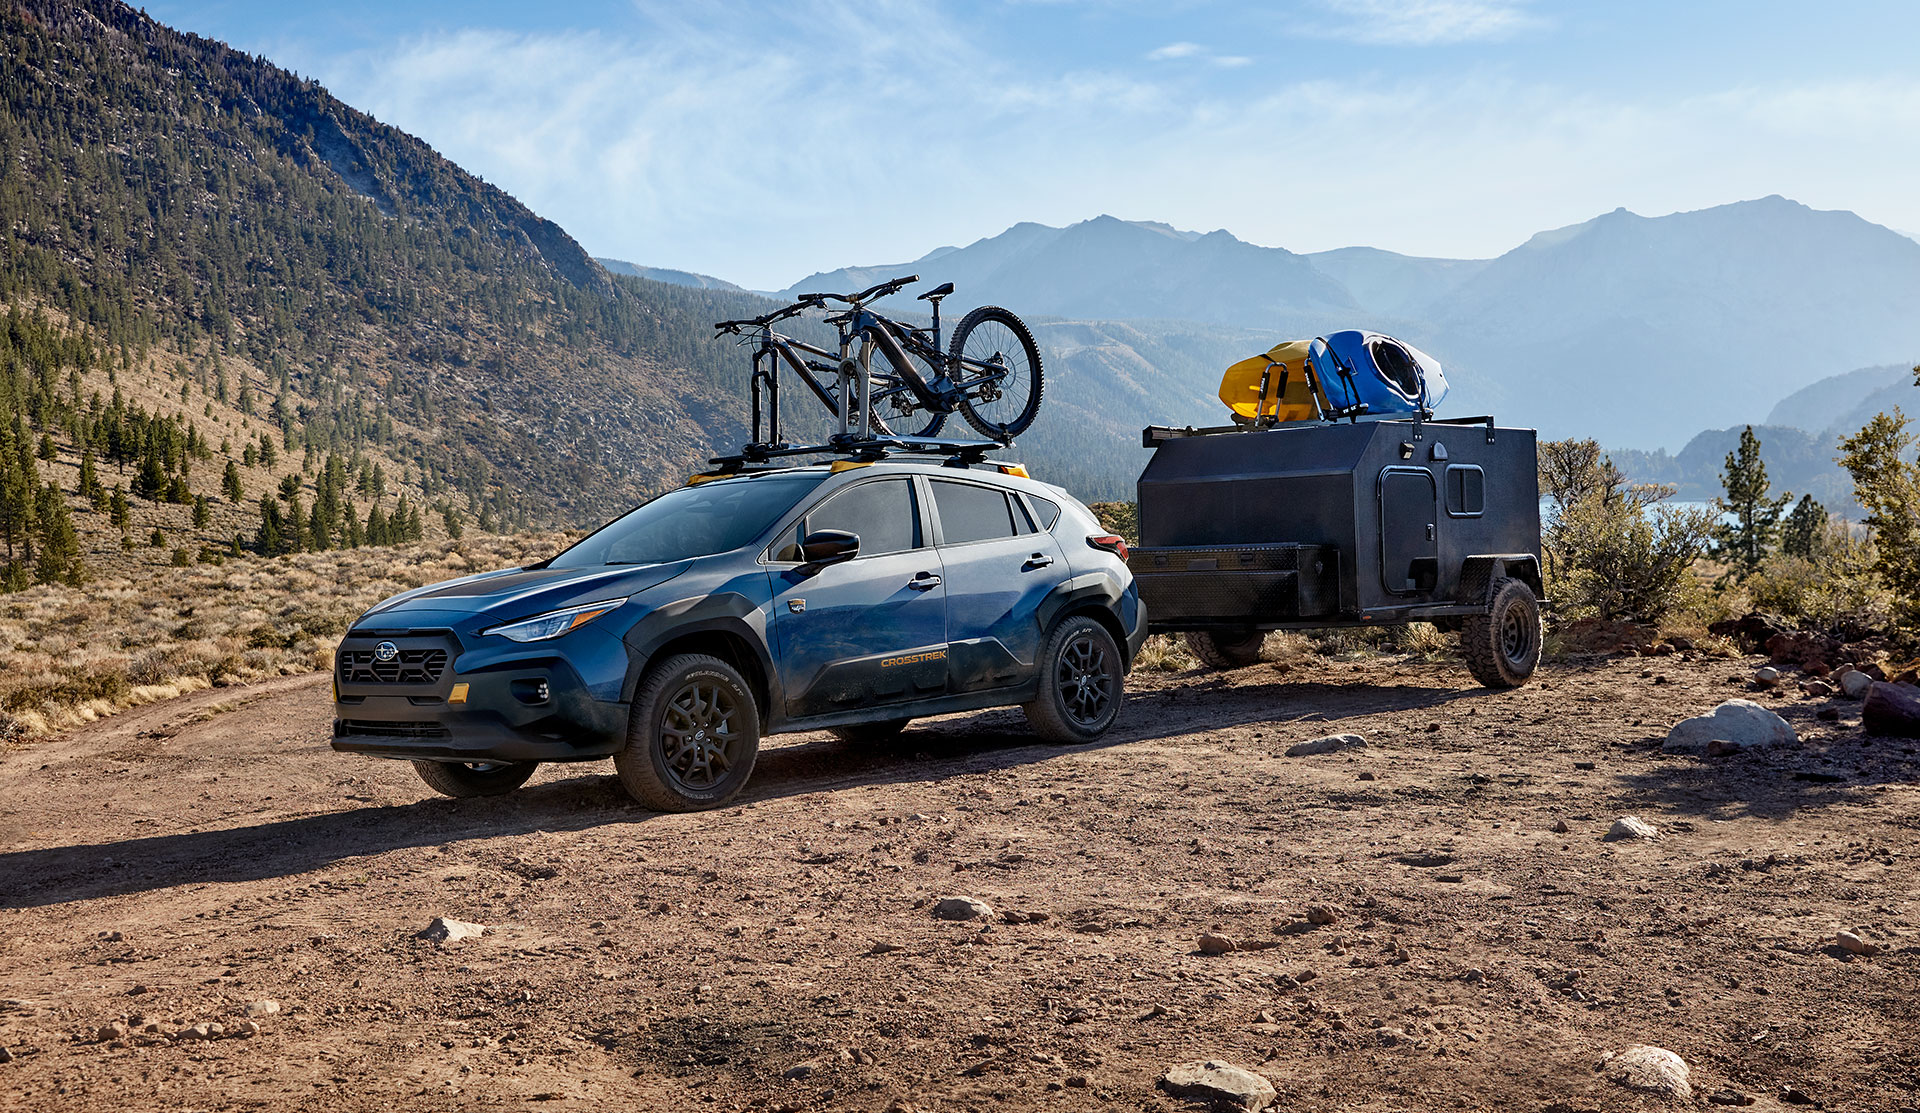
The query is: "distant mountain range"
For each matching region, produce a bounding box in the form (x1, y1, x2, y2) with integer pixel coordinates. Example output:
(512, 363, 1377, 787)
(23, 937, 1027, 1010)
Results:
(596, 258, 744, 292)
(771, 199, 1920, 454)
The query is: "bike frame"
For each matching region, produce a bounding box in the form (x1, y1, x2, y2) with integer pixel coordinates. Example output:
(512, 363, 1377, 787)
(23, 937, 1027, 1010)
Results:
(720, 280, 1019, 447)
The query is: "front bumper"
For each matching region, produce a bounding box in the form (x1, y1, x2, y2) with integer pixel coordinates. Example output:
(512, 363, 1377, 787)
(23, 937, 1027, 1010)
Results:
(332, 634, 628, 763)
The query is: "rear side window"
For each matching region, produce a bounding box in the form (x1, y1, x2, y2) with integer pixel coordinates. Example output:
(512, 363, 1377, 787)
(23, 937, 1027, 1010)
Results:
(803, 479, 920, 557)
(931, 480, 1017, 545)
(1024, 494, 1061, 530)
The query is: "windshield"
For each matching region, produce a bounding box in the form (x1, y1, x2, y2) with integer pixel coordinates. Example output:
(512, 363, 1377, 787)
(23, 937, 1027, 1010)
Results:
(549, 475, 825, 569)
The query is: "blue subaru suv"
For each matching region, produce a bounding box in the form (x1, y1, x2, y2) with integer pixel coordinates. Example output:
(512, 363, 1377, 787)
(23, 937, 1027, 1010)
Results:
(332, 457, 1145, 811)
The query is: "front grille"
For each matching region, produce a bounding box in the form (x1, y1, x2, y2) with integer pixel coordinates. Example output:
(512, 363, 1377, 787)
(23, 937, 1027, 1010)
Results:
(336, 720, 452, 740)
(337, 648, 448, 685)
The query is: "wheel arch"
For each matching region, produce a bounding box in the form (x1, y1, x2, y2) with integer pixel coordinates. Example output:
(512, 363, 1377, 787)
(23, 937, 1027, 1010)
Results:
(622, 597, 777, 721)
(1037, 575, 1132, 673)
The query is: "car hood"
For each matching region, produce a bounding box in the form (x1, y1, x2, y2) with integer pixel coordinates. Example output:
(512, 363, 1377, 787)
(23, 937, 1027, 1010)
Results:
(356, 561, 692, 625)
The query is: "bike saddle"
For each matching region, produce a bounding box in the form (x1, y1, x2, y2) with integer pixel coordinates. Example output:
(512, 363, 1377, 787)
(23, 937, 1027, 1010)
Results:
(917, 281, 955, 301)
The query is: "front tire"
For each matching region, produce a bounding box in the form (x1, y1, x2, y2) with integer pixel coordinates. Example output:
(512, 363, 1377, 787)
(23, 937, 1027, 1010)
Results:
(1023, 615, 1123, 744)
(412, 759, 539, 798)
(616, 654, 761, 812)
(1185, 628, 1264, 669)
(950, 306, 1044, 440)
(1461, 577, 1542, 688)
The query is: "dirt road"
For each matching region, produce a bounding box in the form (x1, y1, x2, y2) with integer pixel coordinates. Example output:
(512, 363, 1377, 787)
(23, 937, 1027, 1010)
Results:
(2, 652, 1917, 1112)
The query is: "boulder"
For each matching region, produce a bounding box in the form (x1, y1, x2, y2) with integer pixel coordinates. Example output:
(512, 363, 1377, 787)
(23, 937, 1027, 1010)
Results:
(1766, 631, 1841, 673)
(1600, 1045, 1692, 1100)
(1837, 669, 1873, 699)
(1197, 933, 1236, 955)
(1606, 816, 1660, 841)
(1285, 733, 1366, 757)
(1752, 666, 1781, 688)
(1863, 681, 1920, 738)
(416, 917, 487, 944)
(931, 896, 994, 922)
(1664, 700, 1798, 754)
(1159, 1060, 1277, 1112)
(1709, 612, 1791, 652)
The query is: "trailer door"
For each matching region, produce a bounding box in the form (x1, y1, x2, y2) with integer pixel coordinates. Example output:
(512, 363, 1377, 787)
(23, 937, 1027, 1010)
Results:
(1379, 467, 1438, 596)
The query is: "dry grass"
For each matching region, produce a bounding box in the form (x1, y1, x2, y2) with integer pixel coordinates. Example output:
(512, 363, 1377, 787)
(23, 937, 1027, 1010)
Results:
(0, 531, 580, 743)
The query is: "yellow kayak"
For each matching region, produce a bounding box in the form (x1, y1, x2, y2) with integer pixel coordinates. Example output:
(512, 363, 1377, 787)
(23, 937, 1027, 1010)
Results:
(1218, 339, 1319, 423)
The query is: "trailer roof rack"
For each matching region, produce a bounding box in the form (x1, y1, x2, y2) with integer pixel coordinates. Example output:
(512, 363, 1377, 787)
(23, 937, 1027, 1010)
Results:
(703, 434, 1012, 475)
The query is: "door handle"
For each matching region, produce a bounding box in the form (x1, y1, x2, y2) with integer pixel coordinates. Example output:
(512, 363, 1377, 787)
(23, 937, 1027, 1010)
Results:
(909, 572, 942, 590)
(1023, 553, 1054, 569)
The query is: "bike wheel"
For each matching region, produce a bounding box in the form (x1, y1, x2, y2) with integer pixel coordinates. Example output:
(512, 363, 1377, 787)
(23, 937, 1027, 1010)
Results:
(949, 306, 1044, 440)
(858, 326, 946, 438)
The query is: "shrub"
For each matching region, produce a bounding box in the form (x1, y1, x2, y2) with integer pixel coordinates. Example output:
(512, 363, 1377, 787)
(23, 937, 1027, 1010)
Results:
(1540, 438, 1714, 623)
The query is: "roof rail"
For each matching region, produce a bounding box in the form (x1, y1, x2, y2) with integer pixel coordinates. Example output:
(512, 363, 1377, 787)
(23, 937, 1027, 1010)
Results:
(705, 434, 1011, 473)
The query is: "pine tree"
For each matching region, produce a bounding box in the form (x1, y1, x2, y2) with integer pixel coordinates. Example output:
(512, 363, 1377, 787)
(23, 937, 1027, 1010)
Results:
(1712, 426, 1790, 581)
(192, 494, 210, 528)
(108, 484, 130, 532)
(222, 459, 243, 501)
(1780, 495, 1826, 559)
(442, 504, 464, 540)
(365, 503, 388, 546)
(255, 495, 285, 555)
(33, 484, 81, 585)
(79, 448, 105, 509)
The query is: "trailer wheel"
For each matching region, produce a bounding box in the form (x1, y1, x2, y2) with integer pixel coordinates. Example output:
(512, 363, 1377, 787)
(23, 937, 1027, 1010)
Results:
(1461, 577, 1541, 688)
(1184, 629, 1265, 670)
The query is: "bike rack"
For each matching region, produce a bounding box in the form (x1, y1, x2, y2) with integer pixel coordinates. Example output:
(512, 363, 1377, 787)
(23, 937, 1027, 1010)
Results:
(704, 434, 1011, 475)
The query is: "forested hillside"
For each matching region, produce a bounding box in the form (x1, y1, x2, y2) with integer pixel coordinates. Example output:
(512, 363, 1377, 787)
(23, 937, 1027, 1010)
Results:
(0, 0, 798, 587)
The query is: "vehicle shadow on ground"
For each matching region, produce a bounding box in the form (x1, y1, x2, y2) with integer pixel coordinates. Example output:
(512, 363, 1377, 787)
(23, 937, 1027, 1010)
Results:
(0, 675, 1483, 909)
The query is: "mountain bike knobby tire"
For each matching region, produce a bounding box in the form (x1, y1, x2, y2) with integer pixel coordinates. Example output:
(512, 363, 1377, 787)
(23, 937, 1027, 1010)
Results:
(858, 325, 947, 438)
(949, 306, 1044, 440)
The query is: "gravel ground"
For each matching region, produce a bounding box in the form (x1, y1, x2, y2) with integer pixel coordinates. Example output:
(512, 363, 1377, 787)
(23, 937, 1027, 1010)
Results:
(2, 650, 1917, 1112)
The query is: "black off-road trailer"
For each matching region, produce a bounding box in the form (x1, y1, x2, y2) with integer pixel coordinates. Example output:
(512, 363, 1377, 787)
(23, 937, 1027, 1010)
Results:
(1128, 415, 1544, 687)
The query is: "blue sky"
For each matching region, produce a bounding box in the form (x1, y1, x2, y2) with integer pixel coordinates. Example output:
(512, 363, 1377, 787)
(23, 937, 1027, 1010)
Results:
(147, 1, 1920, 290)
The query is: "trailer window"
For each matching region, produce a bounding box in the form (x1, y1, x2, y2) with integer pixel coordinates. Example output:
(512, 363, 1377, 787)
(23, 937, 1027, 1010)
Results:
(1446, 465, 1485, 517)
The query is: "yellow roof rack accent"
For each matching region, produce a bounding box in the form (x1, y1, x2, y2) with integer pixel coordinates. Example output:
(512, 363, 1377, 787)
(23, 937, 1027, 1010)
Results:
(829, 460, 872, 473)
(994, 463, 1030, 478)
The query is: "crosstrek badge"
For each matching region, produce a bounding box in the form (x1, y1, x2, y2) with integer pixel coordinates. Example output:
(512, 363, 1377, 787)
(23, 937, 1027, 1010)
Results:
(882, 649, 947, 669)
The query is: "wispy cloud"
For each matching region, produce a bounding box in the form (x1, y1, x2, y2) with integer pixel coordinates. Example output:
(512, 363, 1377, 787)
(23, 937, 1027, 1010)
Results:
(287, 4, 1920, 287)
(1305, 0, 1547, 46)
(1146, 41, 1203, 60)
(1147, 40, 1253, 68)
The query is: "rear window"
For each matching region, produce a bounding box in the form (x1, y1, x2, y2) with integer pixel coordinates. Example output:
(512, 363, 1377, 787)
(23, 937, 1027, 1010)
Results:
(1024, 494, 1061, 530)
(932, 480, 1018, 545)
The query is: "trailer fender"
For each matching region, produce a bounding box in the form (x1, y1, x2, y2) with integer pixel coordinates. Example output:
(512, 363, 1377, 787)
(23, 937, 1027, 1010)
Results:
(1455, 555, 1543, 608)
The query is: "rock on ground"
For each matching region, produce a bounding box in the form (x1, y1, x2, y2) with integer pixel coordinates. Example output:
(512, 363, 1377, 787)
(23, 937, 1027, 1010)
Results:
(1834, 931, 1880, 956)
(416, 917, 486, 943)
(1606, 817, 1660, 841)
(1838, 669, 1872, 699)
(1863, 681, 1920, 738)
(1158, 1059, 1277, 1112)
(1197, 933, 1236, 955)
(931, 896, 994, 921)
(1600, 1044, 1692, 1100)
(1664, 700, 1797, 754)
(243, 999, 280, 1017)
(1285, 733, 1366, 757)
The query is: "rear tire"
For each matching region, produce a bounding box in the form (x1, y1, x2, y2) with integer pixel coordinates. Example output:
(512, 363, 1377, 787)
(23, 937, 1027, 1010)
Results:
(1461, 577, 1542, 688)
(412, 759, 539, 798)
(1185, 628, 1265, 669)
(950, 306, 1044, 440)
(1023, 615, 1123, 744)
(616, 654, 761, 812)
(828, 718, 911, 744)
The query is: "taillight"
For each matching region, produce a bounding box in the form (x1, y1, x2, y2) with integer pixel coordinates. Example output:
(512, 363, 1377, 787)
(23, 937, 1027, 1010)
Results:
(1087, 534, 1129, 562)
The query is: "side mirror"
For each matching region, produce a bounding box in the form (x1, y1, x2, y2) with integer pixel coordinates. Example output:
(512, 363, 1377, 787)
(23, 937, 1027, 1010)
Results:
(799, 529, 859, 569)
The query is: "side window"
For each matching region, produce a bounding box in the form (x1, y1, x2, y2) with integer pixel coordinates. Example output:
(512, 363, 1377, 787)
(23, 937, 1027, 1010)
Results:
(1024, 494, 1061, 530)
(1445, 465, 1485, 517)
(932, 481, 1018, 545)
(802, 479, 920, 557)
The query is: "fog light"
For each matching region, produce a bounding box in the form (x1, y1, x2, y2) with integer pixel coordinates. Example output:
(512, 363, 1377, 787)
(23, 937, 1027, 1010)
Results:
(510, 678, 551, 705)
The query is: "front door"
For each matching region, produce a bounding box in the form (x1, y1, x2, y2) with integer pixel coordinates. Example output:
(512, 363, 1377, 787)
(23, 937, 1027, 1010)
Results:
(1379, 467, 1438, 596)
(770, 477, 948, 719)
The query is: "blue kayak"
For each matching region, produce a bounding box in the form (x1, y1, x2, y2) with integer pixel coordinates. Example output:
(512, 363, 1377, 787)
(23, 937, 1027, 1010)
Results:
(1307, 331, 1449, 417)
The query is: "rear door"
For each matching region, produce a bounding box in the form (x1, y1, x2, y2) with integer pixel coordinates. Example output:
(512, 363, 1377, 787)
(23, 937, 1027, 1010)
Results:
(769, 477, 948, 719)
(926, 477, 1066, 693)
(1379, 467, 1438, 596)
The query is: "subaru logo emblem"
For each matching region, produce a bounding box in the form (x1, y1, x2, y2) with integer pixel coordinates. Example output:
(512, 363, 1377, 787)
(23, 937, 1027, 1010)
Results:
(374, 641, 399, 662)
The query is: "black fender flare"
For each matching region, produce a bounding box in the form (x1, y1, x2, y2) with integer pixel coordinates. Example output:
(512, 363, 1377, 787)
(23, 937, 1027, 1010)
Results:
(1034, 572, 1131, 666)
(619, 592, 779, 709)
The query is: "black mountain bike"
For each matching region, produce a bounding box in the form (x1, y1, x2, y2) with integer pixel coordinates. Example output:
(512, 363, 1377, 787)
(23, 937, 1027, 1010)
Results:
(714, 275, 1044, 444)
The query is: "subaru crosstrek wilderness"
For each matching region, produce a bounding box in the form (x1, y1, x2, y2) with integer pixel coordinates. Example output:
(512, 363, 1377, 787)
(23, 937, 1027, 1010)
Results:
(332, 459, 1145, 811)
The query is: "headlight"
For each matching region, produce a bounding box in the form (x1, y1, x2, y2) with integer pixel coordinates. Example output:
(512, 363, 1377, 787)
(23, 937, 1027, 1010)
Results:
(482, 598, 629, 643)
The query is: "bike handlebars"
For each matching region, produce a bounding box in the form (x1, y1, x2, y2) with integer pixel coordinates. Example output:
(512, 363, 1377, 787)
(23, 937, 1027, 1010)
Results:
(713, 276, 922, 334)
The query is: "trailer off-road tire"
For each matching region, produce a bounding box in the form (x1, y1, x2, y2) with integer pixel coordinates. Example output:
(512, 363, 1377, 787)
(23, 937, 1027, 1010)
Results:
(411, 759, 540, 798)
(616, 653, 761, 812)
(1184, 628, 1265, 669)
(1462, 577, 1541, 688)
